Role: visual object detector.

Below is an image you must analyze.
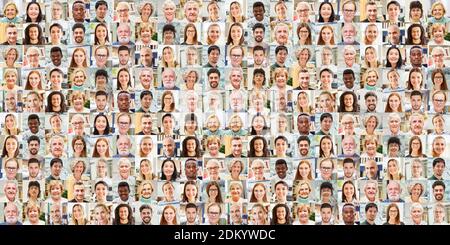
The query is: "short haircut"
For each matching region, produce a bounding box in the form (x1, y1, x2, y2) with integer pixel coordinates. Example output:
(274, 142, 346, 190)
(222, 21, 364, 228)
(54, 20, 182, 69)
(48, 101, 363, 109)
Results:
(163, 24, 175, 33)
(253, 1, 265, 11)
(140, 204, 152, 213)
(27, 135, 40, 144)
(320, 203, 333, 210)
(297, 135, 310, 145)
(72, 23, 85, 32)
(410, 90, 423, 98)
(432, 180, 446, 190)
(387, 136, 401, 146)
(50, 46, 62, 54)
(275, 45, 288, 55)
(343, 69, 355, 78)
(185, 203, 197, 210)
(343, 158, 355, 166)
(95, 90, 108, 98)
(118, 45, 130, 53)
(50, 158, 63, 167)
(207, 68, 220, 77)
(252, 23, 265, 32)
(275, 159, 287, 166)
(95, 0, 108, 9)
(365, 202, 378, 212)
(95, 69, 109, 79)
(320, 113, 333, 122)
(364, 91, 377, 100)
(28, 114, 40, 123)
(140, 90, 153, 100)
(320, 181, 333, 191)
(253, 45, 265, 53)
(433, 158, 445, 167)
(118, 181, 130, 191)
(208, 45, 220, 55)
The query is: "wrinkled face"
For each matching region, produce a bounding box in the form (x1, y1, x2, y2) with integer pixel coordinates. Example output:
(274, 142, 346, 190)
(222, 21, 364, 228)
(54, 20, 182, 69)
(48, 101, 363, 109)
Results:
(387, 182, 401, 201)
(365, 162, 378, 179)
(364, 183, 377, 200)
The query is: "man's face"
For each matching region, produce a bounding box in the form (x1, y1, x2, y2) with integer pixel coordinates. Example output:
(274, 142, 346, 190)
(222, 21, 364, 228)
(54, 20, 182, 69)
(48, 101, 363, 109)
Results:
(140, 49, 152, 66)
(5, 183, 17, 200)
(433, 185, 445, 201)
(404, 94, 420, 111)
(253, 28, 264, 43)
(365, 96, 377, 112)
(253, 6, 265, 21)
(208, 49, 220, 64)
(4, 204, 18, 224)
(275, 164, 287, 179)
(6, 27, 17, 43)
(343, 162, 355, 178)
(364, 183, 377, 200)
(366, 5, 378, 22)
(141, 208, 152, 224)
(433, 162, 445, 177)
(74, 185, 85, 201)
(28, 163, 40, 178)
(118, 94, 130, 112)
(163, 138, 175, 155)
(51, 162, 63, 177)
(185, 161, 197, 179)
(208, 73, 219, 89)
(342, 25, 355, 43)
(95, 48, 108, 67)
(140, 70, 153, 89)
(298, 140, 309, 156)
(51, 138, 64, 157)
(343, 74, 355, 89)
(388, 26, 400, 44)
(231, 139, 243, 156)
(117, 138, 130, 155)
(297, 116, 310, 134)
(96, 4, 108, 19)
(298, 72, 310, 89)
(366, 207, 378, 221)
(95, 95, 107, 111)
(50, 205, 62, 223)
(27, 50, 40, 67)
(365, 162, 378, 179)
(73, 28, 85, 44)
(207, 206, 220, 224)
(230, 70, 242, 89)
(185, 207, 197, 223)
(410, 48, 423, 66)
(387, 182, 401, 201)
(117, 25, 131, 44)
(162, 70, 176, 89)
(118, 50, 130, 66)
(321, 207, 332, 223)
(50, 51, 62, 66)
(141, 117, 152, 134)
(118, 186, 130, 201)
(276, 50, 287, 64)
(275, 25, 289, 44)
(184, 3, 199, 22)
(410, 115, 424, 134)
(253, 50, 265, 66)
(72, 3, 86, 21)
(28, 140, 40, 155)
(343, 206, 355, 224)
(230, 49, 243, 67)
(230, 205, 241, 223)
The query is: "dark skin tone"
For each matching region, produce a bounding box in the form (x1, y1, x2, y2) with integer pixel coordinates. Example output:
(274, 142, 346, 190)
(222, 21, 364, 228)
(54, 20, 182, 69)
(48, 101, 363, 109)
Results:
(118, 186, 130, 201)
(118, 94, 130, 112)
(28, 119, 40, 134)
(185, 161, 197, 180)
(297, 116, 310, 134)
(343, 74, 355, 89)
(253, 6, 265, 21)
(51, 51, 62, 66)
(343, 206, 355, 225)
(72, 3, 86, 22)
(275, 164, 287, 179)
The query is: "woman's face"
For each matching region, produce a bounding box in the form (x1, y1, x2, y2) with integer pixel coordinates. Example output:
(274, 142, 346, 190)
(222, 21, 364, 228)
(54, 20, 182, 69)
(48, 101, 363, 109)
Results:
(74, 139, 84, 153)
(230, 3, 241, 17)
(388, 160, 398, 175)
(140, 161, 151, 175)
(253, 139, 264, 153)
(365, 140, 377, 154)
(73, 162, 84, 176)
(299, 50, 310, 64)
(298, 163, 310, 179)
(388, 95, 401, 112)
(275, 73, 287, 88)
(163, 161, 175, 178)
(343, 183, 354, 200)
(51, 94, 61, 108)
(5, 115, 15, 129)
(343, 94, 353, 108)
(230, 25, 242, 42)
(96, 140, 108, 156)
(433, 116, 445, 133)
(411, 27, 421, 41)
(51, 185, 62, 198)
(95, 116, 107, 133)
(28, 186, 39, 199)
(207, 117, 220, 132)
(5, 5, 17, 19)
(185, 184, 197, 200)
(163, 184, 174, 199)
(207, 140, 219, 155)
(298, 208, 309, 222)
(276, 4, 287, 19)
(253, 185, 265, 201)
(142, 4, 152, 18)
(388, 207, 399, 220)
(73, 205, 83, 220)
(321, 138, 332, 155)
(29, 27, 39, 41)
(186, 139, 196, 153)
(186, 71, 197, 88)
(299, 27, 309, 41)
(253, 207, 266, 224)
(6, 50, 17, 66)
(73, 50, 86, 67)
(163, 93, 173, 108)
(28, 207, 39, 222)
(433, 28, 445, 42)
(140, 28, 151, 42)
(229, 116, 242, 132)
(410, 8, 422, 21)
(344, 49, 355, 65)
(388, 49, 400, 65)
(164, 5, 175, 21)
(186, 26, 196, 40)
(140, 138, 153, 155)
(208, 185, 219, 199)
(388, 71, 399, 88)
(366, 117, 377, 131)
(411, 139, 421, 152)
(410, 72, 422, 89)
(163, 208, 175, 224)
(365, 26, 378, 43)
(5, 138, 17, 155)
(208, 26, 221, 42)
(119, 207, 128, 221)
(433, 138, 446, 155)
(252, 116, 264, 132)
(231, 163, 241, 178)
(365, 48, 376, 62)
(230, 184, 242, 198)
(275, 184, 287, 200)
(320, 27, 333, 44)
(96, 26, 107, 42)
(276, 207, 286, 221)
(320, 4, 332, 20)
(163, 48, 173, 63)
(432, 5, 444, 19)
(95, 184, 107, 201)
(411, 184, 422, 198)
(141, 183, 153, 198)
(118, 71, 130, 88)
(5, 72, 17, 87)
(28, 3, 40, 21)
(433, 72, 444, 88)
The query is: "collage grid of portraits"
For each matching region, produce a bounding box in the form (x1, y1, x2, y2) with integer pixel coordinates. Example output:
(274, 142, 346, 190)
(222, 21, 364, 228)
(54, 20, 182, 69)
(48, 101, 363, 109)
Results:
(0, 0, 450, 226)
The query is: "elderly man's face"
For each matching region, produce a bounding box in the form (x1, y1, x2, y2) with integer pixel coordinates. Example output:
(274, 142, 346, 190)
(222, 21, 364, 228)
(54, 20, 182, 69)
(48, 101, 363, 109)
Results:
(387, 182, 401, 201)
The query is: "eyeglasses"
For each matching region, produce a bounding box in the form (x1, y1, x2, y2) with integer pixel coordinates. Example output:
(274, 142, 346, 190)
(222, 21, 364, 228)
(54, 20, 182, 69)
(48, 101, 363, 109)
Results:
(321, 167, 333, 171)
(209, 188, 218, 192)
(207, 166, 219, 171)
(6, 167, 17, 171)
(343, 9, 355, 13)
(117, 9, 129, 13)
(231, 54, 242, 59)
(434, 99, 445, 103)
(96, 54, 108, 58)
(72, 121, 84, 125)
(208, 212, 220, 216)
